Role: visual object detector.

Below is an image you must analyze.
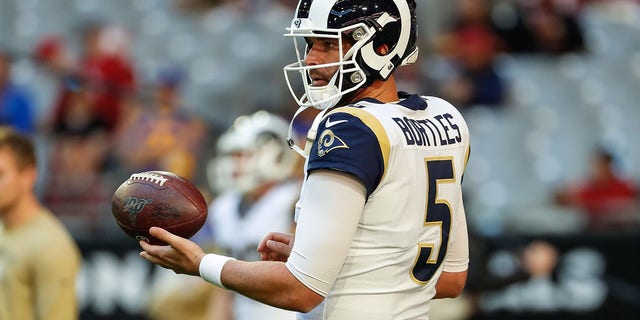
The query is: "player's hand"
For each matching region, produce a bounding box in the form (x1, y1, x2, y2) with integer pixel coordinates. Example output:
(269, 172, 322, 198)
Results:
(139, 227, 205, 276)
(257, 232, 294, 262)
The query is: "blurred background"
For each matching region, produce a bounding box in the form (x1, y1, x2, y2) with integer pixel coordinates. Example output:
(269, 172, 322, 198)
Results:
(0, 0, 639, 319)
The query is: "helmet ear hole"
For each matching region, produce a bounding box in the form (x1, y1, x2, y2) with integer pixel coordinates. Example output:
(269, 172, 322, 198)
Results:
(372, 20, 400, 54)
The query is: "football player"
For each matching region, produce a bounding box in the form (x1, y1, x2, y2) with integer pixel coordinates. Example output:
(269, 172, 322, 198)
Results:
(140, 1, 471, 319)
(203, 111, 300, 320)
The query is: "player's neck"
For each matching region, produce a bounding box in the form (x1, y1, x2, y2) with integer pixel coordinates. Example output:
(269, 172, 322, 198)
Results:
(1, 194, 42, 230)
(350, 75, 399, 104)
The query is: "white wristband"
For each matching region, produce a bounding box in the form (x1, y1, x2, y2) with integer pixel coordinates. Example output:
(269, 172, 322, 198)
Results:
(199, 253, 235, 288)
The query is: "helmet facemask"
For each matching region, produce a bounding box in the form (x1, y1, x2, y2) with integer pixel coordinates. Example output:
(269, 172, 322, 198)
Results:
(283, 0, 419, 157)
(284, 0, 418, 111)
(284, 22, 374, 110)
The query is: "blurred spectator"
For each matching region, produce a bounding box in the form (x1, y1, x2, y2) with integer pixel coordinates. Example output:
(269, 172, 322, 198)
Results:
(33, 35, 86, 134)
(521, 0, 586, 54)
(490, 0, 539, 53)
(0, 48, 35, 134)
(34, 35, 74, 76)
(479, 240, 561, 312)
(431, 0, 507, 109)
(34, 23, 137, 135)
(35, 36, 113, 237)
(79, 21, 137, 132)
(41, 80, 112, 238)
(492, 0, 586, 55)
(554, 149, 639, 230)
(51, 80, 109, 137)
(113, 67, 206, 181)
(478, 240, 607, 314)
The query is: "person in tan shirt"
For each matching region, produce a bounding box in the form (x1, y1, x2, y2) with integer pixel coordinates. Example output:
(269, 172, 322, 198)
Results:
(0, 126, 81, 320)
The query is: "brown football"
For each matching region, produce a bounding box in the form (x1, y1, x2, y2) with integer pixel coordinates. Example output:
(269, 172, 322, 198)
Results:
(111, 171, 208, 245)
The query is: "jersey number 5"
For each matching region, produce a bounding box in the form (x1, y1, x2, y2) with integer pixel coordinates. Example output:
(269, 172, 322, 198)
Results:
(410, 158, 454, 284)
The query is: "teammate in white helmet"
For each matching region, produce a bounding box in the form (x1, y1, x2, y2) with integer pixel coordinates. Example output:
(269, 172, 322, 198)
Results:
(140, 1, 471, 319)
(203, 111, 300, 320)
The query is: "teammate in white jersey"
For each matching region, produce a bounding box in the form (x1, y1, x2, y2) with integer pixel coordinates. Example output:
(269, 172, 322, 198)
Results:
(139, 1, 470, 319)
(204, 111, 299, 320)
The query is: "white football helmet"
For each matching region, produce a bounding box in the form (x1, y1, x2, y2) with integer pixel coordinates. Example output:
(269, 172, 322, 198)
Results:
(283, 0, 419, 110)
(208, 111, 298, 194)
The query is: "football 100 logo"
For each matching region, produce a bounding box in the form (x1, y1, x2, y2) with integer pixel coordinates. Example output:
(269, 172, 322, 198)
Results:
(123, 197, 153, 215)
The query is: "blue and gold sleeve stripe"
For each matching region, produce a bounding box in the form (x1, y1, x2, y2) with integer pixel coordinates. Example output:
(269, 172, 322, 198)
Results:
(307, 107, 390, 196)
(327, 107, 390, 180)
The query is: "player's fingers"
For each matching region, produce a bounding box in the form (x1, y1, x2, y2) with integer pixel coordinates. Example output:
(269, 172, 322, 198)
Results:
(139, 241, 173, 262)
(139, 250, 155, 262)
(140, 250, 168, 268)
(258, 232, 293, 253)
(139, 240, 159, 255)
(267, 252, 287, 262)
(257, 240, 268, 253)
(259, 252, 268, 261)
(266, 239, 291, 256)
(257, 232, 277, 252)
(268, 232, 294, 245)
(149, 227, 182, 246)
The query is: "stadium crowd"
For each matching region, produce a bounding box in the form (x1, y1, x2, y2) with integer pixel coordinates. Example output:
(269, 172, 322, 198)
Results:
(1, 0, 639, 319)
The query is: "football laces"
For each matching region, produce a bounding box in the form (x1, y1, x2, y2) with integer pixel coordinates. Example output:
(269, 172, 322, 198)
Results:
(129, 172, 169, 187)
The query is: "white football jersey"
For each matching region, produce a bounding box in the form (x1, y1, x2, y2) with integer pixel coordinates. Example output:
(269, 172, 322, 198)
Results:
(209, 181, 300, 320)
(291, 94, 470, 319)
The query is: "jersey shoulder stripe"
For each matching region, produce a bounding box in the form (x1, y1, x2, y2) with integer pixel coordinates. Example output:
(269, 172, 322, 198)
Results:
(326, 106, 391, 178)
(307, 107, 387, 195)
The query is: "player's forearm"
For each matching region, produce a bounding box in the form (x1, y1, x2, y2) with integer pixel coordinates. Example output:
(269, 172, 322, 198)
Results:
(219, 259, 323, 312)
(433, 270, 467, 299)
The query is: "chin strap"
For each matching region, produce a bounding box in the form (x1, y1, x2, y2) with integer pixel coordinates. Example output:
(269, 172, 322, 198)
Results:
(287, 106, 329, 159)
(287, 106, 308, 157)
